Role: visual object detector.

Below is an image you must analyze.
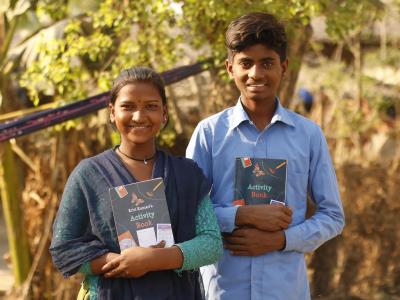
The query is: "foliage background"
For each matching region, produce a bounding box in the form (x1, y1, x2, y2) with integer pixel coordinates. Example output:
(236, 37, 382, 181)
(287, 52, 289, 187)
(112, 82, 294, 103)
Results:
(0, 0, 399, 299)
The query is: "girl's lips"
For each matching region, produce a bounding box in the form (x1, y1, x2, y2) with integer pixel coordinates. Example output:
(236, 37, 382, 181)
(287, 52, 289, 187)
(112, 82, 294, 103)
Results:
(128, 125, 151, 129)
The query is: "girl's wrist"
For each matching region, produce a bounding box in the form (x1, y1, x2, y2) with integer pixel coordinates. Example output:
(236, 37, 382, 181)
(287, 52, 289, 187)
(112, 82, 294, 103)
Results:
(146, 246, 183, 272)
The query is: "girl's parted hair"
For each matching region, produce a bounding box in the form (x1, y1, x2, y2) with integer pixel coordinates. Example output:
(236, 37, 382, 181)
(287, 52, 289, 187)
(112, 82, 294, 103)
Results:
(109, 66, 167, 105)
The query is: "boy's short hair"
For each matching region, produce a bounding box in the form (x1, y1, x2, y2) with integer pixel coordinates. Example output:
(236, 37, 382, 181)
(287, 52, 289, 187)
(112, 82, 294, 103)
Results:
(225, 12, 287, 62)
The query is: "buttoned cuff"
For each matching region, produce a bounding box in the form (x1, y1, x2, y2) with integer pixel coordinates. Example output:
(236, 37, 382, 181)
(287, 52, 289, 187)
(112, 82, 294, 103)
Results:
(283, 225, 302, 252)
(217, 205, 240, 233)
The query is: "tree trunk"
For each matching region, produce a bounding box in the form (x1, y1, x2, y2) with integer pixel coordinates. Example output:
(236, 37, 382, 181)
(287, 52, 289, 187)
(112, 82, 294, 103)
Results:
(0, 142, 32, 287)
(279, 24, 313, 107)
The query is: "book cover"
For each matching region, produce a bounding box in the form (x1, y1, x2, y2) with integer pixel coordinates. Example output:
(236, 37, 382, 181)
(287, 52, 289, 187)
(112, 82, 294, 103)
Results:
(109, 177, 174, 250)
(234, 157, 287, 206)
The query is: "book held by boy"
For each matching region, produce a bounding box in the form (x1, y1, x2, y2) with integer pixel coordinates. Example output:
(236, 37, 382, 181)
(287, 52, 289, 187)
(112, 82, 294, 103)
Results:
(109, 177, 174, 250)
(234, 157, 287, 206)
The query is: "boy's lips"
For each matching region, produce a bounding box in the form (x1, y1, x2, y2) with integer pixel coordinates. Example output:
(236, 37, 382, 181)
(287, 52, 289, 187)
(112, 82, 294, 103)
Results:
(246, 83, 267, 92)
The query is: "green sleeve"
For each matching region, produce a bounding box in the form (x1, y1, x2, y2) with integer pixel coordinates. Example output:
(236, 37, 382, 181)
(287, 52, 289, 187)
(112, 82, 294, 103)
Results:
(78, 262, 93, 275)
(175, 195, 223, 272)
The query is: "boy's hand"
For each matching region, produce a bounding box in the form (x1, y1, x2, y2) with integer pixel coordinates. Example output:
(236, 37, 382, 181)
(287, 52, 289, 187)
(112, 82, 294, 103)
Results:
(223, 228, 286, 256)
(102, 247, 154, 278)
(235, 204, 292, 231)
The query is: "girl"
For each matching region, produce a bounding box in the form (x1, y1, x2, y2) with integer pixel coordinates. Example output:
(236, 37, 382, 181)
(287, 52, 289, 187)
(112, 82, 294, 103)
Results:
(50, 67, 223, 299)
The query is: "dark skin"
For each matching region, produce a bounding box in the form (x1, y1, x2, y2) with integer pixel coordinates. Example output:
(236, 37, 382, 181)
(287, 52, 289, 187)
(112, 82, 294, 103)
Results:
(224, 204, 292, 255)
(89, 82, 184, 277)
(224, 43, 293, 256)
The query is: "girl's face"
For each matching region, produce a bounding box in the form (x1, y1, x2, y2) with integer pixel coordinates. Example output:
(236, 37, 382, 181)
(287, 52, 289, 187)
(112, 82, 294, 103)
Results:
(109, 82, 167, 147)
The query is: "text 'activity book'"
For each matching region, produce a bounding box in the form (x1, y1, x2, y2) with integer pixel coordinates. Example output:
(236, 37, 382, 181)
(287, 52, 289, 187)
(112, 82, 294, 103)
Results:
(234, 157, 287, 206)
(109, 177, 174, 250)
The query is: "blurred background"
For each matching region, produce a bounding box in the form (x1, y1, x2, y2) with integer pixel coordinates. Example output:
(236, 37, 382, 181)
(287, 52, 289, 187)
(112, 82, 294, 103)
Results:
(0, 0, 399, 299)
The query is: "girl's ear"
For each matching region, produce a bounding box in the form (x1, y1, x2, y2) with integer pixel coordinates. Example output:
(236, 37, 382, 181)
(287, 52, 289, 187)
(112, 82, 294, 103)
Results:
(162, 105, 168, 127)
(109, 103, 115, 123)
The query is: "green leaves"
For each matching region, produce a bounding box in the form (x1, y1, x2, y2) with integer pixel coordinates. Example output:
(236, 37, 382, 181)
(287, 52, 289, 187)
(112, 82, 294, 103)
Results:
(21, 0, 182, 105)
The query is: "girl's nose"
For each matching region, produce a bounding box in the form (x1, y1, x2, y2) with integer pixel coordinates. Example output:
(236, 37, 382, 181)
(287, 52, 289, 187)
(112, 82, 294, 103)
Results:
(132, 109, 145, 122)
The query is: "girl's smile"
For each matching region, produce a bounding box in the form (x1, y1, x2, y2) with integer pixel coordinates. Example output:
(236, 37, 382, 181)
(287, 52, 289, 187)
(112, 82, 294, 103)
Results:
(109, 82, 167, 155)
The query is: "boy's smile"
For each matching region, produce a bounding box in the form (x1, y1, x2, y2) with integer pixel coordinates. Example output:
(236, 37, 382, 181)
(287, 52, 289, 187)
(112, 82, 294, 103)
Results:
(226, 43, 287, 106)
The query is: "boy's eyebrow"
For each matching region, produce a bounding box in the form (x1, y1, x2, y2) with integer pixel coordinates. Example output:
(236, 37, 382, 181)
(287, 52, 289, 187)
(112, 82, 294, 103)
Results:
(237, 56, 276, 62)
(237, 57, 253, 62)
(119, 99, 160, 103)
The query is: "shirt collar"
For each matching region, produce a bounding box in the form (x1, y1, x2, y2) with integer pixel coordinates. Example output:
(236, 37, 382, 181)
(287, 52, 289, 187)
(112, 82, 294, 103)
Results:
(228, 97, 295, 131)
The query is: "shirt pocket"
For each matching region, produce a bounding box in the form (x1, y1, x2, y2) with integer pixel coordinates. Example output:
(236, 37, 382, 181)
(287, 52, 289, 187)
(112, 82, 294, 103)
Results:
(286, 169, 308, 224)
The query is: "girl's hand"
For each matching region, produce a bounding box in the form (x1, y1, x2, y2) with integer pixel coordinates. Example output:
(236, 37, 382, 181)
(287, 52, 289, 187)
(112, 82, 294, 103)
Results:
(90, 252, 120, 275)
(101, 241, 184, 278)
(102, 246, 155, 278)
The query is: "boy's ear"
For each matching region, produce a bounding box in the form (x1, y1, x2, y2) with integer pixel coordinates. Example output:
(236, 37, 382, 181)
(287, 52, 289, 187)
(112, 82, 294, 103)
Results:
(225, 59, 234, 79)
(281, 59, 289, 77)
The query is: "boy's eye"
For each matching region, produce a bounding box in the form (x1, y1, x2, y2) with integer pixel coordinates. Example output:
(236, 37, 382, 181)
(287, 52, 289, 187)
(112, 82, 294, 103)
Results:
(240, 61, 252, 69)
(263, 62, 274, 69)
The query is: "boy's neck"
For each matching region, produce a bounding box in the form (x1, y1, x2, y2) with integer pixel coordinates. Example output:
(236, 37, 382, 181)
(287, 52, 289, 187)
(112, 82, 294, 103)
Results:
(241, 96, 277, 131)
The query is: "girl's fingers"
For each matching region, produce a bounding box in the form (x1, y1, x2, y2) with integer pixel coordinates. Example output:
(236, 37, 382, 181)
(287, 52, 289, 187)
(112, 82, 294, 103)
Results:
(104, 268, 124, 278)
(101, 258, 120, 273)
(150, 240, 166, 248)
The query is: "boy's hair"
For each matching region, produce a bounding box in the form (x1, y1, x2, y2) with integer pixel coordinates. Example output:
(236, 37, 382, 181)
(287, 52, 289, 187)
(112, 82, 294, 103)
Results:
(109, 66, 167, 106)
(225, 12, 287, 62)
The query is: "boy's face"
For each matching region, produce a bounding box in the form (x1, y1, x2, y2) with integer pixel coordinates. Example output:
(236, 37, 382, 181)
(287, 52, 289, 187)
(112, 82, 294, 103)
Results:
(226, 44, 288, 105)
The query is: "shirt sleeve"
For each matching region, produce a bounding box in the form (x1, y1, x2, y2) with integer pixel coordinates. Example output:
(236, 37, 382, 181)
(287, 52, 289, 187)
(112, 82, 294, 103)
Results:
(175, 195, 223, 272)
(186, 122, 239, 233)
(283, 127, 345, 253)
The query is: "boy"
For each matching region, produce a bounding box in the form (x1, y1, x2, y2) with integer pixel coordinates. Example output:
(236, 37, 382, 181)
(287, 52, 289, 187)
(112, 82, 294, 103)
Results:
(186, 12, 345, 300)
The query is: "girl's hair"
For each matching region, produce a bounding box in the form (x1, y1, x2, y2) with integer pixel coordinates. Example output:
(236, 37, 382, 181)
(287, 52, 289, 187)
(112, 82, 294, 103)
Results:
(109, 66, 167, 105)
(225, 12, 287, 62)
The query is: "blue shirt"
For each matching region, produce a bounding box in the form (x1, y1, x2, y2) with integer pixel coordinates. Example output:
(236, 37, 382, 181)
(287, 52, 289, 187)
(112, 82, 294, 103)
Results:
(186, 99, 345, 300)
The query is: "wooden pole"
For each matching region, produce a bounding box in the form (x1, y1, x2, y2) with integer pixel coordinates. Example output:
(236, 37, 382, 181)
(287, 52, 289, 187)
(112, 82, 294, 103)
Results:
(0, 141, 31, 286)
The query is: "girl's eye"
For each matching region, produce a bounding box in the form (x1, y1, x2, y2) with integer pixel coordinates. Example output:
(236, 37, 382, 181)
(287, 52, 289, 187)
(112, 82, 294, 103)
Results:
(122, 105, 135, 110)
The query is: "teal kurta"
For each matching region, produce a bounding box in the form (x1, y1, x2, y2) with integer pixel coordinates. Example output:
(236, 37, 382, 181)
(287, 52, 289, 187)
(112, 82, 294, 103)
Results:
(50, 149, 222, 299)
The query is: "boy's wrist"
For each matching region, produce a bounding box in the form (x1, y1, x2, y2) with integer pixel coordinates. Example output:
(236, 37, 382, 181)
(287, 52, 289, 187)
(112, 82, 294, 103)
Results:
(235, 205, 247, 227)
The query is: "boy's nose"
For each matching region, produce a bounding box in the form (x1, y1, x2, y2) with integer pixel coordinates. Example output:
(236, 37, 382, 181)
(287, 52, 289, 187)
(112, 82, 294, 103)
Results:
(248, 65, 263, 80)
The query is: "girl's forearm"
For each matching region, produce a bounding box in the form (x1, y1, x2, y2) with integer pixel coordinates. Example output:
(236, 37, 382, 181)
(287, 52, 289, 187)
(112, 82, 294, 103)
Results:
(147, 246, 183, 271)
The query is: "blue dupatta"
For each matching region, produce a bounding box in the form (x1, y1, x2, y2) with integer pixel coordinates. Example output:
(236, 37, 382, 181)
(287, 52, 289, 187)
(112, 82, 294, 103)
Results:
(50, 149, 210, 299)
